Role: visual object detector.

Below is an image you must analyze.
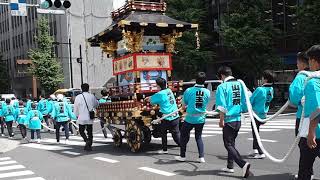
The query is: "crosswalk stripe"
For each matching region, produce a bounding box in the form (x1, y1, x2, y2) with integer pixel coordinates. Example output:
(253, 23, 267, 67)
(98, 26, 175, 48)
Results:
(0, 170, 34, 178)
(0, 157, 11, 161)
(94, 134, 111, 137)
(0, 161, 17, 166)
(21, 144, 71, 151)
(66, 136, 113, 143)
(40, 139, 106, 146)
(94, 157, 119, 163)
(247, 138, 278, 143)
(0, 165, 25, 171)
(202, 127, 281, 132)
(192, 130, 223, 134)
(252, 126, 294, 129)
(257, 129, 281, 132)
(261, 123, 295, 126)
(62, 151, 81, 156)
(152, 137, 173, 141)
(205, 124, 294, 127)
(16, 177, 46, 180)
(191, 131, 248, 134)
(138, 167, 175, 177)
(190, 134, 214, 137)
(206, 118, 296, 123)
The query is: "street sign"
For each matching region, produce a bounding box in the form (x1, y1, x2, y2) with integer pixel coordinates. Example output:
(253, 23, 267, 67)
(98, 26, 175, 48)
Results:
(36, 8, 65, 15)
(10, 0, 27, 16)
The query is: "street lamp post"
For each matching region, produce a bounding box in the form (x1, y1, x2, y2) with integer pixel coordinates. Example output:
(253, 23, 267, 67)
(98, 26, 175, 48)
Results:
(53, 39, 74, 88)
(76, 45, 84, 85)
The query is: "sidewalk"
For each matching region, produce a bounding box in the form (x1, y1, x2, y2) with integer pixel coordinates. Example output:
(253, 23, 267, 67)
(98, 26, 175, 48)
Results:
(0, 138, 20, 154)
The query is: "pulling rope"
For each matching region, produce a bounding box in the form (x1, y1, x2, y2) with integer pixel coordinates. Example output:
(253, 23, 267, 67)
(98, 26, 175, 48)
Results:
(41, 123, 56, 132)
(151, 107, 219, 125)
(41, 120, 80, 133)
(252, 101, 291, 123)
(239, 79, 303, 163)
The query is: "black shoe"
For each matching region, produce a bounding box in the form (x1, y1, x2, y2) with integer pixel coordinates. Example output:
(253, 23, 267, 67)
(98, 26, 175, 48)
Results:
(84, 145, 92, 151)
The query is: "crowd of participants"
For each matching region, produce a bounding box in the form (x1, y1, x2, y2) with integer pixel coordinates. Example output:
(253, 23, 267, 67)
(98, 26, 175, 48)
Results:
(0, 84, 111, 151)
(146, 45, 320, 179)
(1, 45, 320, 179)
(0, 94, 76, 143)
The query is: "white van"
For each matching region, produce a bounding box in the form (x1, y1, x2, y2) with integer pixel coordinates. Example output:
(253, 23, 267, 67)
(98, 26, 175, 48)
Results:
(1, 94, 15, 100)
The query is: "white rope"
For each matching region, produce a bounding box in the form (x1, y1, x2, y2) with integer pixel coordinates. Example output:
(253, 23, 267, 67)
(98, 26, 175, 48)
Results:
(151, 107, 219, 125)
(205, 111, 219, 116)
(41, 123, 56, 132)
(70, 121, 79, 129)
(252, 101, 290, 123)
(151, 108, 183, 124)
(239, 79, 302, 163)
(250, 70, 315, 123)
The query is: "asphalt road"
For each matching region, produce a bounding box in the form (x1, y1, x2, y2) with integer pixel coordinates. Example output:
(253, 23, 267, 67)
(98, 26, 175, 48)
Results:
(0, 115, 319, 180)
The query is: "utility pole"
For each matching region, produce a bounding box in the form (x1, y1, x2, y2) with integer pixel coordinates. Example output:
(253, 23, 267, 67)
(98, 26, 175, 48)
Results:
(69, 38, 74, 88)
(53, 40, 74, 88)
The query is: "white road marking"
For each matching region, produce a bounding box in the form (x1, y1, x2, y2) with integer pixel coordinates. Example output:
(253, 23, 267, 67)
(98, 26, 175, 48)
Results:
(138, 167, 175, 177)
(0, 165, 25, 171)
(68, 136, 85, 140)
(152, 137, 173, 141)
(16, 177, 46, 180)
(190, 134, 214, 137)
(62, 151, 81, 156)
(192, 130, 223, 134)
(40, 138, 106, 146)
(21, 144, 71, 151)
(207, 118, 296, 123)
(257, 129, 281, 132)
(94, 133, 112, 137)
(0, 170, 34, 178)
(202, 127, 280, 132)
(94, 157, 119, 164)
(247, 138, 278, 143)
(0, 161, 17, 166)
(91, 139, 113, 143)
(68, 136, 113, 143)
(259, 126, 295, 129)
(0, 157, 11, 161)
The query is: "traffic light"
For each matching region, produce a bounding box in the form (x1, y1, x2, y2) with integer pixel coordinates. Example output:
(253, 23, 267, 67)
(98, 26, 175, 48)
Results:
(40, 0, 71, 9)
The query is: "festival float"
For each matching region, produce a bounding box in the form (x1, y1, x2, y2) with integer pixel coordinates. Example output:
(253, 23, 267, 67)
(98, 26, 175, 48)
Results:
(87, 0, 199, 152)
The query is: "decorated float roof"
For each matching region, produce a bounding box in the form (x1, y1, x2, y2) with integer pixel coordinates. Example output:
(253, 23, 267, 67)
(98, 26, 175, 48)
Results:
(87, 11, 198, 47)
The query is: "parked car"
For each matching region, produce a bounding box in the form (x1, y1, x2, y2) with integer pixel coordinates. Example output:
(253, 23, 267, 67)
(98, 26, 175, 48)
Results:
(1, 94, 15, 100)
(54, 88, 82, 102)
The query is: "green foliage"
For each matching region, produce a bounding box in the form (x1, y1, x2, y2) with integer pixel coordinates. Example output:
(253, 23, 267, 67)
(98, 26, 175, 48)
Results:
(220, 0, 282, 85)
(28, 17, 64, 95)
(297, 0, 320, 49)
(166, 0, 215, 80)
(0, 54, 9, 93)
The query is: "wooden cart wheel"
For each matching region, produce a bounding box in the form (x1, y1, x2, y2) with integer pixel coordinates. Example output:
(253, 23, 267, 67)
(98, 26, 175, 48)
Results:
(112, 129, 122, 147)
(141, 126, 151, 145)
(126, 122, 142, 152)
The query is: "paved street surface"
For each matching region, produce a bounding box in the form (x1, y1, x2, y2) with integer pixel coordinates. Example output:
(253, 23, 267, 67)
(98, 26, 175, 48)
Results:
(0, 115, 319, 180)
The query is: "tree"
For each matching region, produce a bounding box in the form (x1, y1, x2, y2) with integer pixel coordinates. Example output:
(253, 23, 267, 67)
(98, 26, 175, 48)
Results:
(297, 0, 320, 49)
(28, 17, 64, 95)
(220, 0, 281, 87)
(166, 0, 215, 80)
(0, 54, 9, 93)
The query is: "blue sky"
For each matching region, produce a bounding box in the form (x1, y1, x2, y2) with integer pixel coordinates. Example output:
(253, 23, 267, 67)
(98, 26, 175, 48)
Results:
(113, 0, 126, 10)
